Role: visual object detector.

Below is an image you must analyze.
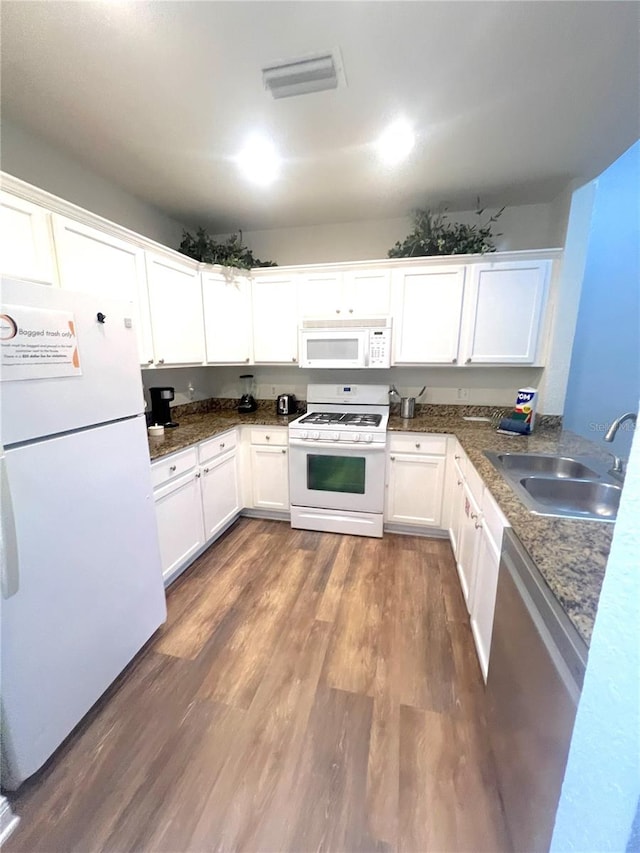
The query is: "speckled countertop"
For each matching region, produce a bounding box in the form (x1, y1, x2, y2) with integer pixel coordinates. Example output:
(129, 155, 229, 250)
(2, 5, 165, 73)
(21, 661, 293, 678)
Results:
(148, 406, 615, 648)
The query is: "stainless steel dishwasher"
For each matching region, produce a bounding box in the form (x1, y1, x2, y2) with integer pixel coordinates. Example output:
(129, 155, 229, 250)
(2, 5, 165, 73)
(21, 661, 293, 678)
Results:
(486, 528, 589, 853)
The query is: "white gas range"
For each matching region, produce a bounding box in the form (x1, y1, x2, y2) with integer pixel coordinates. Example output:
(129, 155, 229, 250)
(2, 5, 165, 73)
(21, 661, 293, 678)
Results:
(288, 384, 389, 538)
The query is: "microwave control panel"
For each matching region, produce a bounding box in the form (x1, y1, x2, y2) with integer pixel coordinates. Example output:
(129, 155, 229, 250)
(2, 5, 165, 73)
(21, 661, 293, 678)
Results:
(369, 329, 391, 367)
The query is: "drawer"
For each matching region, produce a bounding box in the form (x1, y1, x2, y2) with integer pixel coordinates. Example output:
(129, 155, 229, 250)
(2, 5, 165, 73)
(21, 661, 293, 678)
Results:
(249, 427, 288, 447)
(465, 460, 484, 507)
(199, 429, 237, 464)
(482, 486, 509, 549)
(388, 433, 447, 456)
(151, 447, 198, 489)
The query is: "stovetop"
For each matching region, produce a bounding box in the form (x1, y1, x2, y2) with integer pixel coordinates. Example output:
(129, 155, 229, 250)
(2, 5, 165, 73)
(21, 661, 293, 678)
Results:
(299, 411, 383, 428)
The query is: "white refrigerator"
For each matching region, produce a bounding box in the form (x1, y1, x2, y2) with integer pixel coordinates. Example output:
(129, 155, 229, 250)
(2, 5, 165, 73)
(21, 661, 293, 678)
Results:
(0, 278, 166, 790)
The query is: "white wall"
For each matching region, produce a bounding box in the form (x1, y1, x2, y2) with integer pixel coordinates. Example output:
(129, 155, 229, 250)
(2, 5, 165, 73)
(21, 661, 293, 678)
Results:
(551, 397, 640, 851)
(0, 118, 188, 247)
(234, 201, 564, 266)
(143, 364, 543, 410)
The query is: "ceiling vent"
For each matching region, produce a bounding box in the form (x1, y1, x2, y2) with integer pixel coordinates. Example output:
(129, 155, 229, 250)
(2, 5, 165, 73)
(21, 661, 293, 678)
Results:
(262, 49, 346, 99)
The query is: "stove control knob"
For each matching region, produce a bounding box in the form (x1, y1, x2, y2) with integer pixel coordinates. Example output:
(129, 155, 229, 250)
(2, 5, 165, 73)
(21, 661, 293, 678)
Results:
(300, 430, 308, 439)
(353, 433, 361, 442)
(364, 433, 373, 443)
(312, 431, 320, 440)
(332, 431, 340, 441)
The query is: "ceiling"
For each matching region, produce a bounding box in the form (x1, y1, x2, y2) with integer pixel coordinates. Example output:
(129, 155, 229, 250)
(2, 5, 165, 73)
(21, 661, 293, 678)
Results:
(1, 1, 639, 232)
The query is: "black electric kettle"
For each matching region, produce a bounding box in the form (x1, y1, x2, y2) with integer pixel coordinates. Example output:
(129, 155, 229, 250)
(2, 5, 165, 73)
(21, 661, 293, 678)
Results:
(276, 394, 297, 416)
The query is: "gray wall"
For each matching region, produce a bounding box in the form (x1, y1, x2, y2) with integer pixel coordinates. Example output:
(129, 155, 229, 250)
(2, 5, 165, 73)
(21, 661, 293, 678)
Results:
(1, 117, 187, 247)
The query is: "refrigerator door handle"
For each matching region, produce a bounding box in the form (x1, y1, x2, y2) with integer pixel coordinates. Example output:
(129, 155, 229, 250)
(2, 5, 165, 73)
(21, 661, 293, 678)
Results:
(1, 454, 20, 598)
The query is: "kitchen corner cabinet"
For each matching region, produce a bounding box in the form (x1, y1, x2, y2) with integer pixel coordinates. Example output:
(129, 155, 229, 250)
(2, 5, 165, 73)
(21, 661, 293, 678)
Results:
(392, 265, 466, 364)
(385, 434, 447, 527)
(247, 428, 290, 510)
(299, 267, 391, 318)
(146, 253, 205, 366)
(251, 273, 299, 364)
(0, 192, 57, 284)
(461, 260, 550, 364)
(53, 216, 154, 365)
(202, 271, 252, 364)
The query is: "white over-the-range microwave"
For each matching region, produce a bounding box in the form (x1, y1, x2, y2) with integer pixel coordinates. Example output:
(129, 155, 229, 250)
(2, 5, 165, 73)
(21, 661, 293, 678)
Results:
(298, 317, 392, 369)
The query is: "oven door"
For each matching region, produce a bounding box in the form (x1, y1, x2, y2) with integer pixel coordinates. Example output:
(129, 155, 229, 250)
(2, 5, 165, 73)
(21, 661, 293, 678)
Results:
(298, 329, 368, 369)
(289, 438, 385, 513)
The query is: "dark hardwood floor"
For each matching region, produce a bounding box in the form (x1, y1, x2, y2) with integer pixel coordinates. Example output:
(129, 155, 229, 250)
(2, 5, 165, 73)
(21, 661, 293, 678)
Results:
(5, 518, 510, 853)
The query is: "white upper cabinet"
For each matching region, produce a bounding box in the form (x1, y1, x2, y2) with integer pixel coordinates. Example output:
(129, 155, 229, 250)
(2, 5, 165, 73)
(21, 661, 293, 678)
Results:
(53, 216, 154, 365)
(146, 253, 205, 366)
(1, 192, 57, 284)
(461, 260, 550, 364)
(202, 271, 252, 364)
(299, 268, 391, 318)
(392, 265, 466, 364)
(251, 272, 299, 364)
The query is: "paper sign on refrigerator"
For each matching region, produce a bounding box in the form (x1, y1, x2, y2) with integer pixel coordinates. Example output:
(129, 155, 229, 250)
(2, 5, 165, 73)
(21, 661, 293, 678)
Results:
(0, 305, 82, 381)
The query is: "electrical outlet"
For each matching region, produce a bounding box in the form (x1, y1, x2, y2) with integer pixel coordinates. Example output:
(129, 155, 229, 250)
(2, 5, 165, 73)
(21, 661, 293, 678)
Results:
(456, 388, 470, 401)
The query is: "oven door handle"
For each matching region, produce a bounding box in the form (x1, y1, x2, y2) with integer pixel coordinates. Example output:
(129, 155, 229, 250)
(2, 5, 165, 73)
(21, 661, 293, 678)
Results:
(288, 438, 386, 452)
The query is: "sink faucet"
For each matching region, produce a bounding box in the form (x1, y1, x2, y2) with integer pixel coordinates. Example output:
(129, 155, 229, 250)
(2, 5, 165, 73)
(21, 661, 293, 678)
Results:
(604, 411, 637, 476)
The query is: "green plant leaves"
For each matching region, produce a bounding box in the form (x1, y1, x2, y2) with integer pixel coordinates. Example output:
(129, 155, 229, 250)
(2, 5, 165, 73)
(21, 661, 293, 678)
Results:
(178, 228, 277, 269)
(388, 203, 505, 258)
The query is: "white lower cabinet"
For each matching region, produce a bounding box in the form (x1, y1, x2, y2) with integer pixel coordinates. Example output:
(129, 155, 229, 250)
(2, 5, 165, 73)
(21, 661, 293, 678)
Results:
(385, 433, 447, 527)
(470, 521, 502, 682)
(456, 479, 483, 608)
(151, 431, 240, 582)
(246, 428, 290, 511)
(153, 467, 205, 582)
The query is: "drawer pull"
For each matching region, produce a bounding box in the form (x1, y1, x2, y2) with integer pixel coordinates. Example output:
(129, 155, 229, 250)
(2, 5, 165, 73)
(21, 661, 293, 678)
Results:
(336, 309, 341, 314)
(281, 449, 287, 454)
(455, 454, 461, 460)
(415, 442, 421, 449)
(475, 521, 483, 530)
(390, 455, 396, 461)
(265, 435, 270, 440)
(203, 467, 209, 474)
(457, 479, 463, 486)
(220, 442, 225, 448)
(195, 472, 201, 478)
(169, 465, 177, 472)
(470, 511, 478, 520)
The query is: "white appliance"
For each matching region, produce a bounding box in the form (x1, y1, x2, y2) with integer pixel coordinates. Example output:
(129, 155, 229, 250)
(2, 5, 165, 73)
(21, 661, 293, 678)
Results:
(299, 317, 391, 369)
(0, 278, 166, 790)
(288, 384, 389, 537)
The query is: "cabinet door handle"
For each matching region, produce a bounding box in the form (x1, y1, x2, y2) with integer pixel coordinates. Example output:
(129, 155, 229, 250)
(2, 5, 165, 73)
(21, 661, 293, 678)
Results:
(220, 442, 225, 448)
(415, 442, 421, 449)
(455, 454, 461, 460)
(158, 358, 165, 364)
(245, 357, 250, 362)
(465, 358, 471, 364)
(475, 521, 483, 529)
(336, 309, 341, 314)
(470, 511, 478, 520)
(147, 358, 154, 364)
(195, 471, 201, 478)
(452, 357, 457, 363)
(390, 455, 396, 461)
(292, 357, 297, 362)
(281, 449, 287, 454)
(265, 435, 270, 440)
(169, 465, 177, 472)
(349, 308, 353, 313)
(203, 467, 209, 474)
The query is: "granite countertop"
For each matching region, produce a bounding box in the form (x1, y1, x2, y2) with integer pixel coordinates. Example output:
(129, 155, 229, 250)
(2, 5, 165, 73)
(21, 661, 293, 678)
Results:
(148, 405, 614, 648)
(389, 412, 614, 647)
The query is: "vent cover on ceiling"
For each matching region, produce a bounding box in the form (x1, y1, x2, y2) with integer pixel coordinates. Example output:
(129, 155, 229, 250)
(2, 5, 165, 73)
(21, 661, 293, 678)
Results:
(262, 49, 346, 99)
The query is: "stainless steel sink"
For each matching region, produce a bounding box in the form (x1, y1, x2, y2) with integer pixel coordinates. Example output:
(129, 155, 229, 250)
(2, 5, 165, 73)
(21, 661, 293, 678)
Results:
(520, 477, 621, 520)
(484, 450, 621, 522)
(495, 453, 600, 480)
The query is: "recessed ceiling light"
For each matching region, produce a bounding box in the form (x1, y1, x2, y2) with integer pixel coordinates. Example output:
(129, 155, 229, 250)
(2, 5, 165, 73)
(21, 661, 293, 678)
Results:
(376, 120, 415, 166)
(236, 135, 280, 186)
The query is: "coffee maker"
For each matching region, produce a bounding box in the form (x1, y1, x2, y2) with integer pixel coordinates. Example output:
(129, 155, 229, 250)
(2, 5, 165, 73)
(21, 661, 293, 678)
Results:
(150, 386, 179, 428)
(238, 374, 258, 413)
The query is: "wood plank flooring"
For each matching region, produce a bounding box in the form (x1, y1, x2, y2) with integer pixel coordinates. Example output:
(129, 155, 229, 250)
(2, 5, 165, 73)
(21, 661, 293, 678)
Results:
(5, 518, 510, 853)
